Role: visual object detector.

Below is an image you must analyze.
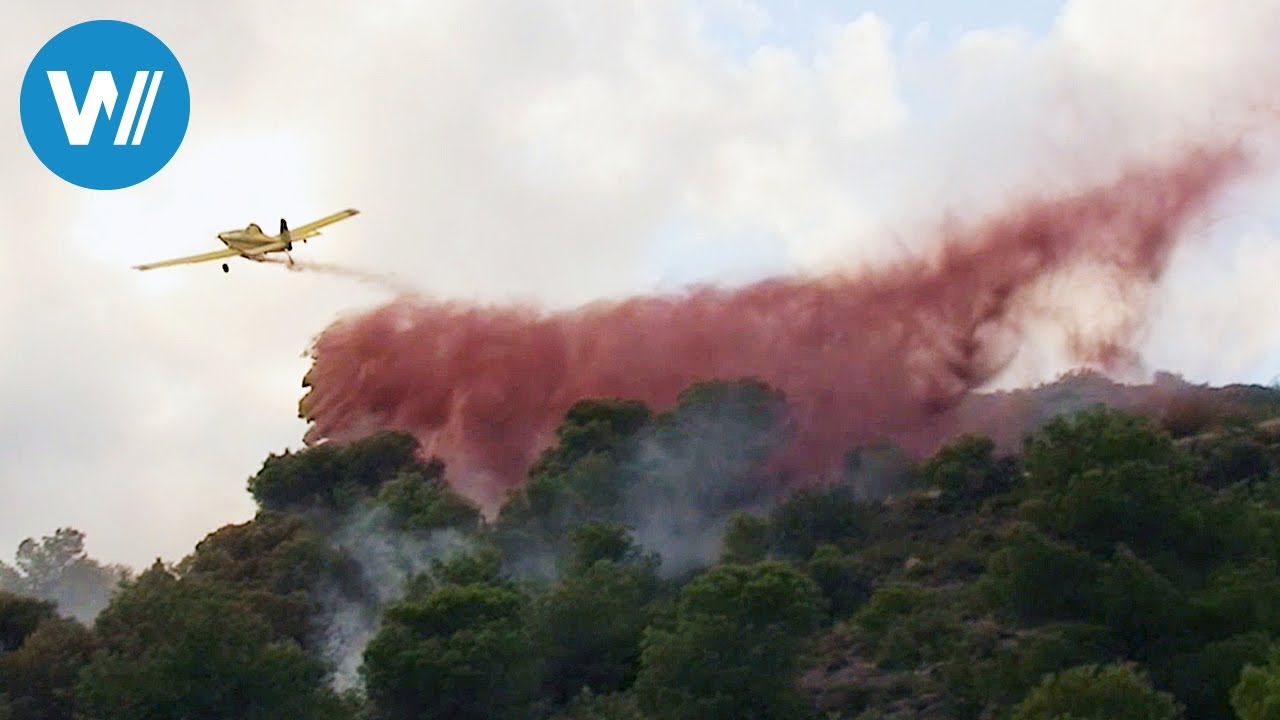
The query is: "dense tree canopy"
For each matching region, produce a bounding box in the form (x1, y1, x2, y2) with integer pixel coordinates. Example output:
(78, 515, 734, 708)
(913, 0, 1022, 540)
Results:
(362, 581, 540, 720)
(247, 430, 431, 512)
(1010, 663, 1181, 720)
(0, 616, 95, 720)
(1232, 648, 1280, 720)
(7, 379, 1280, 720)
(79, 562, 350, 720)
(634, 561, 825, 720)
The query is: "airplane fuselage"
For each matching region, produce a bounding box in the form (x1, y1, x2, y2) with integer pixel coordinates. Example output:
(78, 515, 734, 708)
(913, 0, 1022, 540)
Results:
(216, 223, 292, 258)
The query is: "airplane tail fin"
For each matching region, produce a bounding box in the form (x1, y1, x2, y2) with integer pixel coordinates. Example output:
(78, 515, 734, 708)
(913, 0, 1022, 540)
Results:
(280, 218, 293, 249)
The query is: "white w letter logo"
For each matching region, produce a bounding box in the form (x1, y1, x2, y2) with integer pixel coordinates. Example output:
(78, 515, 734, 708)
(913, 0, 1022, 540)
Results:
(46, 70, 163, 145)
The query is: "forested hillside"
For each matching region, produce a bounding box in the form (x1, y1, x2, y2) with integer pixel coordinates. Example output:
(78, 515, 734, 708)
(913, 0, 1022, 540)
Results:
(4, 375, 1280, 720)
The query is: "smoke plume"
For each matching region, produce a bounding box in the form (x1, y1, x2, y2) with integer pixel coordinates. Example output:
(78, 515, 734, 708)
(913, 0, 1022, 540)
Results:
(299, 143, 1251, 509)
(263, 257, 422, 297)
(312, 504, 472, 690)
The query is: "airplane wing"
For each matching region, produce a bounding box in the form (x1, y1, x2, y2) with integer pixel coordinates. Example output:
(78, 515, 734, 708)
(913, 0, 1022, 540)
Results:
(286, 208, 359, 241)
(132, 247, 241, 271)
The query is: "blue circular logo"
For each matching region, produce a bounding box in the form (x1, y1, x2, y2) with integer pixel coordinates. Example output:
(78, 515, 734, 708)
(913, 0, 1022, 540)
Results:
(20, 20, 190, 190)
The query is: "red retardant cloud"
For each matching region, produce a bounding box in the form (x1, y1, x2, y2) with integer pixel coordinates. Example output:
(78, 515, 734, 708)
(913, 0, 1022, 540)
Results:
(299, 145, 1247, 509)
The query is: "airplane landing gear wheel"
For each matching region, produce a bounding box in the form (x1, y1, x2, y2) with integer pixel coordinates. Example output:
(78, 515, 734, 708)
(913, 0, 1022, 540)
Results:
(222, 263, 229, 273)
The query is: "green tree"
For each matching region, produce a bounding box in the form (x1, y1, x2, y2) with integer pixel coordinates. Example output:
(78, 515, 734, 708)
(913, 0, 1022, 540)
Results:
(1011, 663, 1181, 720)
(14, 529, 89, 598)
(769, 483, 873, 561)
(805, 543, 871, 619)
(535, 525, 658, 704)
(495, 400, 652, 564)
(528, 399, 653, 482)
(1022, 407, 1181, 494)
(78, 562, 348, 720)
(720, 512, 771, 565)
(634, 561, 825, 720)
(377, 465, 482, 533)
(919, 433, 1016, 511)
(537, 555, 659, 705)
(1093, 546, 1188, 659)
(1162, 632, 1270, 720)
(564, 522, 651, 576)
(640, 379, 791, 518)
(362, 582, 539, 720)
(851, 583, 962, 670)
(945, 622, 1115, 715)
(4, 529, 128, 622)
(495, 452, 625, 570)
(1196, 434, 1273, 489)
(0, 616, 96, 720)
(1194, 489, 1280, 574)
(1231, 646, 1280, 720)
(403, 543, 509, 599)
(1028, 461, 1206, 566)
(981, 524, 1101, 624)
(247, 430, 431, 512)
(1191, 559, 1280, 645)
(0, 592, 54, 653)
(496, 380, 790, 574)
(178, 513, 344, 646)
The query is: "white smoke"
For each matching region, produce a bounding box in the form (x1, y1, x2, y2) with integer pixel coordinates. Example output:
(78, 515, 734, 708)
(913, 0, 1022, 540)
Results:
(312, 504, 473, 690)
(260, 256, 423, 297)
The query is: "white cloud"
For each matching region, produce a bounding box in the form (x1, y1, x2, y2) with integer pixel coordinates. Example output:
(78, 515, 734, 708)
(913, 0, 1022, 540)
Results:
(2, 0, 1280, 567)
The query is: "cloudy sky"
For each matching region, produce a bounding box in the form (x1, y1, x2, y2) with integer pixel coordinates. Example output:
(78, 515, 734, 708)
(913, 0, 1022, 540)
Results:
(2, 0, 1280, 568)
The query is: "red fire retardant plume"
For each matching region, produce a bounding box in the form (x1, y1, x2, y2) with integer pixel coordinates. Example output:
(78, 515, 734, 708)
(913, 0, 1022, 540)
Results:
(299, 145, 1247, 509)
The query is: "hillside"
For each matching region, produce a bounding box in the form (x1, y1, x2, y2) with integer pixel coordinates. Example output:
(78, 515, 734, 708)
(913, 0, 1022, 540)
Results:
(3, 372, 1280, 720)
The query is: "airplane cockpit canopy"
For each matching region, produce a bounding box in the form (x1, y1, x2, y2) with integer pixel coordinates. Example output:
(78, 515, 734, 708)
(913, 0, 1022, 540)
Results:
(247, 223, 262, 233)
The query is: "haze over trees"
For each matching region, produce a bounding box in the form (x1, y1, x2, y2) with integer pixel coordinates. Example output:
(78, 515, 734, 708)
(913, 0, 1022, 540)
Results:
(0, 528, 128, 624)
(3, 375, 1280, 719)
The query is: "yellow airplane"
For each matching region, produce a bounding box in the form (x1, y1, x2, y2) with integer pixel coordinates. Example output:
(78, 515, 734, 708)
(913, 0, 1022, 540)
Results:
(132, 208, 360, 273)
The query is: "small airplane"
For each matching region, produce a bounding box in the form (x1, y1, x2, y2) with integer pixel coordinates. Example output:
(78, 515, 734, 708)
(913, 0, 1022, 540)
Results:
(132, 208, 360, 272)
